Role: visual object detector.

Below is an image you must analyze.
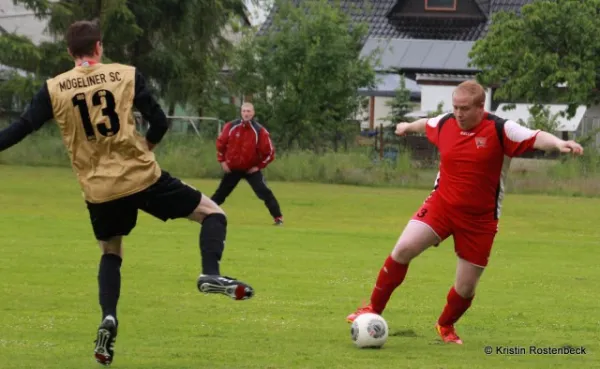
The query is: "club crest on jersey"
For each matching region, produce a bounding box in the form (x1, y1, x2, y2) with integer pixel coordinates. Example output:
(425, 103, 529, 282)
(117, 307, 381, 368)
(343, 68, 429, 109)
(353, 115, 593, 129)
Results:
(475, 137, 487, 148)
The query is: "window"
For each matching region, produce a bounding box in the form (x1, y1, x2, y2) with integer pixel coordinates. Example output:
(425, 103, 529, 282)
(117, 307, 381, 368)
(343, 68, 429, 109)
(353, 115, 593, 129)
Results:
(425, 0, 457, 11)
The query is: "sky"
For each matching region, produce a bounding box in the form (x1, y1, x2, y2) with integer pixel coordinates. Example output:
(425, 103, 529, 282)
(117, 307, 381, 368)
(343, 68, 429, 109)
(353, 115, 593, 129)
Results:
(245, 0, 270, 25)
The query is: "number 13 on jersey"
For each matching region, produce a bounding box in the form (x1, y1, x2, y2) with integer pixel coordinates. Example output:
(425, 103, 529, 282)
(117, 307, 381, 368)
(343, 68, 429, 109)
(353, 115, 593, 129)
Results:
(72, 89, 121, 141)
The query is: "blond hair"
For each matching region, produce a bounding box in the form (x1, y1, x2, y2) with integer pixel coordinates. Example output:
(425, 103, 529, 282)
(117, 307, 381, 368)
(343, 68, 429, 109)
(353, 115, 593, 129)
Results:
(241, 102, 254, 110)
(454, 80, 486, 107)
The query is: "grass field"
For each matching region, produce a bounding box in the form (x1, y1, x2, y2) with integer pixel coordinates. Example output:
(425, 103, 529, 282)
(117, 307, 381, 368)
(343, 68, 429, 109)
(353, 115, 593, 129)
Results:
(0, 165, 598, 369)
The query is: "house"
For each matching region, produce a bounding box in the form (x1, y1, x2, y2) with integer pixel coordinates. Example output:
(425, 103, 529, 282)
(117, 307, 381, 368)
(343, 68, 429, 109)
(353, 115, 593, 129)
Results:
(258, 0, 593, 140)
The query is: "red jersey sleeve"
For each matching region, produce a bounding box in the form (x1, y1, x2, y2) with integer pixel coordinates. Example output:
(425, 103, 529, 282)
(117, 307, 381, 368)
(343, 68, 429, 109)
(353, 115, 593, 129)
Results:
(216, 122, 231, 162)
(502, 120, 541, 157)
(257, 127, 275, 169)
(425, 113, 452, 147)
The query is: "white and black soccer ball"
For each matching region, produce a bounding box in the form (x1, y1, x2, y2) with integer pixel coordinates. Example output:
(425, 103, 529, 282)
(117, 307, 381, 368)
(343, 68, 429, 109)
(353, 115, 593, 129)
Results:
(350, 313, 388, 348)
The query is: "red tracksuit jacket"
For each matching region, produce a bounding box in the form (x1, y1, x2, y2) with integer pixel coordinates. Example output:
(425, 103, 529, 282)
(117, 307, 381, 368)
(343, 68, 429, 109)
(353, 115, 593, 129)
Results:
(216, 119, 275, 171)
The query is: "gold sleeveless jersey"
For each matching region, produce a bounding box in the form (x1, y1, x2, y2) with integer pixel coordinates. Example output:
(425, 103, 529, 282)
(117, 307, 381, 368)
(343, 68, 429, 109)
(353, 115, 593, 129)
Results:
(46, 63, 161, 203)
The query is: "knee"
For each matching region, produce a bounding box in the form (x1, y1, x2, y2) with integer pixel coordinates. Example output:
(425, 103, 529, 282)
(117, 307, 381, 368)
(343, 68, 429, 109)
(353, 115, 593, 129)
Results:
(207, 201, 225, 216)
(454, 259, 484, 298)
(202, 211, 227, 226)
(260, 190, 276, 202)
(187, 198, 226, 224)
(454, 282, 477, 299)
(391, 242, 419, 264)
(209, 207, 226, 221)
(99, 237, 122, 257)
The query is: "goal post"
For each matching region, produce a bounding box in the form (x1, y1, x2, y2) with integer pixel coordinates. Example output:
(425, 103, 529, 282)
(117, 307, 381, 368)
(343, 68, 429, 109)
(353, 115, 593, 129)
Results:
(134, 112, 225, 137)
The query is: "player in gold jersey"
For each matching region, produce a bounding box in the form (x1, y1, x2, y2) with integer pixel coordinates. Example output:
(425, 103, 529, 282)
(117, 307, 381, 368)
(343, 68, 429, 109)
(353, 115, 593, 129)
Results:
(0, 20, 254, 366)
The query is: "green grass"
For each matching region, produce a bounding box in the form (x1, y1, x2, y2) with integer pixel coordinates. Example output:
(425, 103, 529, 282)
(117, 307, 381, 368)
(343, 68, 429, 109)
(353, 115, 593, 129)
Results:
(0, 164, 598, 369)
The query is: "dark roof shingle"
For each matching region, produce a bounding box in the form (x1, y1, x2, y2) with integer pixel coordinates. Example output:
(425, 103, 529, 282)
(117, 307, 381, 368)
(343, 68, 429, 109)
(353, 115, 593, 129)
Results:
(259, 0, 535, 41)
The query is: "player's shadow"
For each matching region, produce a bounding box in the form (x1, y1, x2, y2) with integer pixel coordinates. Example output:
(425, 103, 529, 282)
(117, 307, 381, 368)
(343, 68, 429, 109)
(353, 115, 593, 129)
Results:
(389, 329, 419, 338)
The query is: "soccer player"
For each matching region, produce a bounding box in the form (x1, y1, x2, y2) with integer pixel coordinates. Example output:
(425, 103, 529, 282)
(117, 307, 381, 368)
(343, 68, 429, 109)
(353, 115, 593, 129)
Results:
(211, 102, 284, 225)
(0, 20, 255, 365)
(346, 80, 583, 344)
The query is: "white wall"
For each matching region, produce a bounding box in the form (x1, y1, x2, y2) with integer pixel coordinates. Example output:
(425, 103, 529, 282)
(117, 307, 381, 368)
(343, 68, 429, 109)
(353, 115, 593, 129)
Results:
(359, 84, 494, 130)
(420, 85, 492, 113)
(358, 96, 395, 130)
(374, 97, 394, 127)
(420, 85, 453, 113)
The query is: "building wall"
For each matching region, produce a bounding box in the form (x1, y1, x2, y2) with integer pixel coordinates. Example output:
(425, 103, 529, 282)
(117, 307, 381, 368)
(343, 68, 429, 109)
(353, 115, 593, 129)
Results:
(420, 84, 492, 114)
(359, 96, 406, 130)
(0, 0, 53, 45)
(577, 104, 600, 147)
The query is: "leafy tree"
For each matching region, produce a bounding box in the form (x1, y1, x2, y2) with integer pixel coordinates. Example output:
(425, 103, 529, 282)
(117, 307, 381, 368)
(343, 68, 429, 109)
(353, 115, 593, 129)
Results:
(382, 74, 413, 124)
(427, 102, 445, 118)
(500, 104, 561, 133)
(469, 0, 600, 119)
(231, 0, 378, 151)
(0, 0, 252, 116)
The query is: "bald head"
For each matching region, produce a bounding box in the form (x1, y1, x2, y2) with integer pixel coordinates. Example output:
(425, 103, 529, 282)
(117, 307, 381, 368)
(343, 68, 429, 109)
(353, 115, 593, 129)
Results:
(452, 80, 486, 130)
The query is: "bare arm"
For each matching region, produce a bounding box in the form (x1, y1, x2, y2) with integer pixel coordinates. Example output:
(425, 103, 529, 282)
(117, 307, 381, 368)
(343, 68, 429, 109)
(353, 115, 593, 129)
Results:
(405, 118, 428, 134)
(532, 131, 583, 154)
(533, 131, 567, 151)
(395, 117, 428, 136)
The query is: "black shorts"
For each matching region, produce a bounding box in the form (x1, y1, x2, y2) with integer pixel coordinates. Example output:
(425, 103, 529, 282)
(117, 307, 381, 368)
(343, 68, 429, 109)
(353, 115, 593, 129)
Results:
(86, 171, 202, 241)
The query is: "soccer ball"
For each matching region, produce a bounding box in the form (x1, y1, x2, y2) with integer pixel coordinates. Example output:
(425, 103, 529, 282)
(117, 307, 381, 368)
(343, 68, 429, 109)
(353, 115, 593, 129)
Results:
(350, 313, 388, 348)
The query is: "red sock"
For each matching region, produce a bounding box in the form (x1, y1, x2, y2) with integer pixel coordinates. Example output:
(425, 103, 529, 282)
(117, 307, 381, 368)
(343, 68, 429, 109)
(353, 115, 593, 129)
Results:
(370, 255, 409, 314)
(437, 286, 473, 327)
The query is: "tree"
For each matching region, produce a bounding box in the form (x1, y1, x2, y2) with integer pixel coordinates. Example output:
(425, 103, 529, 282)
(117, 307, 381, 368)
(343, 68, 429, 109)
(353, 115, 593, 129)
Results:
(382, 74, 413, 124)
(0, 0, 252, 116)
(513, 104, 561, 133)
(231, 0, 378, 151)
(469, 0, 600, 119)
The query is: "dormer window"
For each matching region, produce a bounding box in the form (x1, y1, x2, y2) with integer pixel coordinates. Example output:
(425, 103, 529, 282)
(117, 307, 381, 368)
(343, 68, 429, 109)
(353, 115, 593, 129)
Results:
(425, 0, 457, 11)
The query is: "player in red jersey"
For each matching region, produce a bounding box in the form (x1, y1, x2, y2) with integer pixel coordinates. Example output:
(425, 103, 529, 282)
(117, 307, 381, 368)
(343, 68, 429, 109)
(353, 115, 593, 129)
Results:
(346, 80, 583, 344)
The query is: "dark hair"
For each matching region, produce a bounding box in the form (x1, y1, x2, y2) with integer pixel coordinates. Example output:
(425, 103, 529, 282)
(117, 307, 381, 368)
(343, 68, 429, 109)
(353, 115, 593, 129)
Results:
(65, 19, 102, 58)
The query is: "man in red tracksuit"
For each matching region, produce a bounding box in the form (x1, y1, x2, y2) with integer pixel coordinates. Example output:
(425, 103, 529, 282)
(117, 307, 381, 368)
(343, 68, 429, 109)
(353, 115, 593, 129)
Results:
(211, 103, 284, 225)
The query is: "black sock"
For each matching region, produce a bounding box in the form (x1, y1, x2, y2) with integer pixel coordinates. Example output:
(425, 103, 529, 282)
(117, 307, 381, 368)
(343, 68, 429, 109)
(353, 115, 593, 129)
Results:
(200, 213, 227, 275)
(98, 253, 122, 322)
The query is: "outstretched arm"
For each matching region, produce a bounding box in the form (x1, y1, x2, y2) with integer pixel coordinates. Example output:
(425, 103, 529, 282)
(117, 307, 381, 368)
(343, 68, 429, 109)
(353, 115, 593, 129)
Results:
(502, 120, 583, 157)
(0, 83, 53, 151)
(216, 122, 231, 163)
(396, 113, 451, 147)
(533, 131, 583, 154)
(132, 70, 169, 150)
(257, 128, 275, 169)
(396, 118, 428, 135)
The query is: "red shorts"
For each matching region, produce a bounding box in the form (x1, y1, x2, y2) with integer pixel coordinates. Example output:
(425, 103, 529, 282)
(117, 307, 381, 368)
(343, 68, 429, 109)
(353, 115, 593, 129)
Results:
(410, 192, 498, 267)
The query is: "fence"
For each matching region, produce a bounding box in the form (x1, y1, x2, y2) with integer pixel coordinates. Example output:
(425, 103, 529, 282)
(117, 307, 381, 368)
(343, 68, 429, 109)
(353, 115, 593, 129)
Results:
(134, 112, 224, 138)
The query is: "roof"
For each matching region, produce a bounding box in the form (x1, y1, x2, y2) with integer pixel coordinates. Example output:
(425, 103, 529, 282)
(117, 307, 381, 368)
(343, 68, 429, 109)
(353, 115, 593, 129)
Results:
(358, 72, 421, 99)
(416, 73, 476, 83)
(259, 0, 535, 41)
(362, 38, 477, 72)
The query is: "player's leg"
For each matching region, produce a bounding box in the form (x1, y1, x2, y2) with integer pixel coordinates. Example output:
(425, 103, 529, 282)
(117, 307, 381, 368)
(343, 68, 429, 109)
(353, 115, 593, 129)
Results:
(210, 171, 243, 205)
(435, 221, 496, 344)
(245, 170, 283, 225)
(86, 198, 138, 365)
(347, 196, 451, 322)
(138, 171, 254, 300)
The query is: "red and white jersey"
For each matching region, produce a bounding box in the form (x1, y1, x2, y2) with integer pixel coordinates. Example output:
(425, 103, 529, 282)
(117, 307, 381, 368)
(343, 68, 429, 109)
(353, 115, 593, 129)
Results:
(425, 112, 540, 218)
